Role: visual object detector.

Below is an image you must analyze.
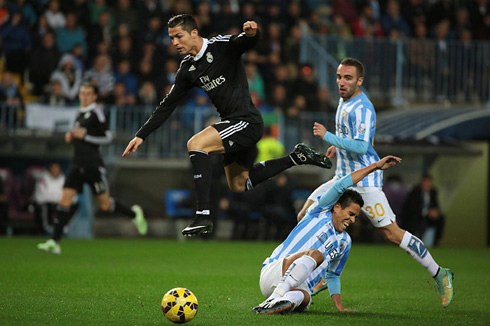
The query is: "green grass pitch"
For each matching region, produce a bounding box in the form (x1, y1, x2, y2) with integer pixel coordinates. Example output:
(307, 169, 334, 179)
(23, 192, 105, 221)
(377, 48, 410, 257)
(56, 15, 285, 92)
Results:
(0, 237, 489, 326)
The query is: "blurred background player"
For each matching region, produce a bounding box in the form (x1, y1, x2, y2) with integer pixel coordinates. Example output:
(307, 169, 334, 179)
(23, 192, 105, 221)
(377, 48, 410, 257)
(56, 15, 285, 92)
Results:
(123, 14, 331, 237)
(37, 83, 147, 255)
(299, 58, 454, 308)
(253, 155, 401, 315)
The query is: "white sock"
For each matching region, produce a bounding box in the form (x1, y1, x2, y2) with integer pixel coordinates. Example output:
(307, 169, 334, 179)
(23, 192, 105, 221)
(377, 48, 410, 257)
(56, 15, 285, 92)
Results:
(273, 255, 317, 296)
(283, 290, 305, 310)
(400, 231, 439, 277)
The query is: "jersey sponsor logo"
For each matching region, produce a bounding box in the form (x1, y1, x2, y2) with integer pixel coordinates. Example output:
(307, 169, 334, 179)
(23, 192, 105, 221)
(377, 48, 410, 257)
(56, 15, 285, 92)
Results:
(189, 65, 196, 71)
(206, 52, 213, 63)
(324, 241, 339, 259)
(358, 123, 366, 134)
(199, 75, 226, 91)
(338, 124, 349, 136)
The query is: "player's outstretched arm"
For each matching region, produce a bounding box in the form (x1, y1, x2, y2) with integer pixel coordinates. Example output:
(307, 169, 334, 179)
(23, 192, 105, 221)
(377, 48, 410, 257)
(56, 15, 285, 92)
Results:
(243, 21, 257, 36)
(122, 137, 143, 157)
(331, 294, 357, 312)
(351, 155, 401, 184)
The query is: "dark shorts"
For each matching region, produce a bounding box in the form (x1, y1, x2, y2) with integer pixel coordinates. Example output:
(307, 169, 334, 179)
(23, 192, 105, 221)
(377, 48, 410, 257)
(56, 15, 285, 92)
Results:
(212, 119, 264, 170)
(64, 166, 109, 195)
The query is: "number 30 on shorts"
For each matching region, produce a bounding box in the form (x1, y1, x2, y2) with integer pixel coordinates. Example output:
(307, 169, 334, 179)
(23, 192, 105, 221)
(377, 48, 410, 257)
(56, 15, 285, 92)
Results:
(365, 203, 385, 219)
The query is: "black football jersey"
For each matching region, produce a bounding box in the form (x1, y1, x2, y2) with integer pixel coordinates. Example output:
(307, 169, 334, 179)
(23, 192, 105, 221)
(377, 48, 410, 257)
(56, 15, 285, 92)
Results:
(72, 103, 112, 168)
(136, 31, 263, 140)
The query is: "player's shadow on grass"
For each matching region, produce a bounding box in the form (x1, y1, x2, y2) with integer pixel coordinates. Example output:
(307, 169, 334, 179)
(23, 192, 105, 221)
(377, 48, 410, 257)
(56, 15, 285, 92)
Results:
(304, 311, 417, 321)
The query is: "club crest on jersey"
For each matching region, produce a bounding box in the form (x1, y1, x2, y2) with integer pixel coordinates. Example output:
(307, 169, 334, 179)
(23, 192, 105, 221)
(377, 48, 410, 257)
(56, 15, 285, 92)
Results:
(206, 52, 213, 63)
(358, 123, 366, 134)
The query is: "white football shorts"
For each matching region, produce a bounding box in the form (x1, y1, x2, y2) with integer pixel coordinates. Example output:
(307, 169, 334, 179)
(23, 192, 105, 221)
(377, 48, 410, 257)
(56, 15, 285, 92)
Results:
(259, 259, 310, 298)
(308, 177, 396, 228)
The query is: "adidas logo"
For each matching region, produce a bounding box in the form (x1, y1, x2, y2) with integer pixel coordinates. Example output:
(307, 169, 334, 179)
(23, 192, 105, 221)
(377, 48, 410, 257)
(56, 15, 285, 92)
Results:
(189, 65, 196, 71)
(228, 140, 234, 147)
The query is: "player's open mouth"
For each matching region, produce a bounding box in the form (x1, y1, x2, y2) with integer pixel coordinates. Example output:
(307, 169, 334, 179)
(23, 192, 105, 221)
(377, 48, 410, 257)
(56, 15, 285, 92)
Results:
(343, 221, 350, 228)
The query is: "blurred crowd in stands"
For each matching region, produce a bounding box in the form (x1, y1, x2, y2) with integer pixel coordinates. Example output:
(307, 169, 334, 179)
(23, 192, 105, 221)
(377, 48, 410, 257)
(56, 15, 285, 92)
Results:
(0, 0, 489, 119)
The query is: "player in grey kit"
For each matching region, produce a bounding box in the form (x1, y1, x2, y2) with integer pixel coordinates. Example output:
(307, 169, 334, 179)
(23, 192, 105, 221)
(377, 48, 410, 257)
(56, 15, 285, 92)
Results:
(123, 14, 331, 236)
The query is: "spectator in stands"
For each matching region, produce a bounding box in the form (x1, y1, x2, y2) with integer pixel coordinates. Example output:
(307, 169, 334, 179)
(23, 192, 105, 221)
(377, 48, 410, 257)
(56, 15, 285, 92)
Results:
(470, 0, 490, 40)
(316, 86, 336, 113)
(402, 174, 445, 247)
(453, 7, 472, 38)
(332, 0, 358, 25)
(137, 0, 165, 25)
(382, 174, 409, 224)
(39, 79, 72, 106)
(245, 62, 266, 103)
(43, 0, 65, 30)
(83, 53, 114, 101)
(401, 0, 428, 31)
(114, 59, 138, 97)
(88, 0, 113, 25)
(406, 21, 434, 97)
(0, 0, 9, 27)
(162, 57, 179, 89)
(381, 0, 411, 37)
(0, 170, 7, 234)
(256, 126, 285, 163)
(55, 12, 87, 56)
(87, 10, 113, 56)
(29, 31, 60, 96)
(194, 1, 214, 37)
(63, 0, 90, 31)
(0, 70, 23, 107)
(32, 162, 65, 234)
(105, 80, 135, 106)
(137, 80, 158, 107)
(139, 14, 166, 53)
(291, 64, 319, 109)
(0, 9, 32, 76)
(112, 33, 137, 69)
(50, 54, 83, 102)
(282, 23, 301, 66)
(433, 19, 452, 101)
(31, 14, 54, 46)
(0, 71, 24, 126)
(427, 0, 454, 29)
(352, 2, 384, 37)
(12, 0, 38, 28)
(268, 84, 290, 113)
(113, 0, 139, 35)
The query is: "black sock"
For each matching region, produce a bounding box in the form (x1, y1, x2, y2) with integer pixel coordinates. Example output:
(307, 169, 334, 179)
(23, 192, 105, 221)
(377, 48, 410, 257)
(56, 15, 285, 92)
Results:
(109, 197, 135, 218)
(52, 205, 76, 242)
(247, 157, 295, 190)
(189, 151, 212, 215)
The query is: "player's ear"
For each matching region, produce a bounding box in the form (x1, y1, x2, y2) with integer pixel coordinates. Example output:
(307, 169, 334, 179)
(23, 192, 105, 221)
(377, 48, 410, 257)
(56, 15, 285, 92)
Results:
(332, 202, 341, 214)
(357, 76, 364, 87)
(191, 29, 198, 38)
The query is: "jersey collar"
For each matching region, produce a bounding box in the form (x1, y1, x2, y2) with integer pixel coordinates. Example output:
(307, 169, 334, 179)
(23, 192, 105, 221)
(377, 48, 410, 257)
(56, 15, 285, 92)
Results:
(79, 102, 97, 113)
(193, 38, 209, 61)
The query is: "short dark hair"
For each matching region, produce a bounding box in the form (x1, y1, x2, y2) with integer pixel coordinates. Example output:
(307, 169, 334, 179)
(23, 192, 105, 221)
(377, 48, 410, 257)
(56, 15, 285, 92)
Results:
(337, 189, 364, 209)
(168, 14, 198, 33)
(340, 57, 364, 78)
(80, 82, 99, 96)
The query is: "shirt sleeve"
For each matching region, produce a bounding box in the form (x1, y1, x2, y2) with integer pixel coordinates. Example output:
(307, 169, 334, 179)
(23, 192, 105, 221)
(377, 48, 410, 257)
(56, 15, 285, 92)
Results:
(135, 66, 193, 140)
(323, 132, 369, 154)
(326, 240, 351, 296)
(229, 29, 261, 56)
(352, 106, 374, 142)
(84, 106, 112, 145)
(318, 174, 354, 209)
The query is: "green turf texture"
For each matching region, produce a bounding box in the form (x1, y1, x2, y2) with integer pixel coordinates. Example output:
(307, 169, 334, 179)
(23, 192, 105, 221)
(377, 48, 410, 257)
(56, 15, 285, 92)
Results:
(0, 237, 488, 326)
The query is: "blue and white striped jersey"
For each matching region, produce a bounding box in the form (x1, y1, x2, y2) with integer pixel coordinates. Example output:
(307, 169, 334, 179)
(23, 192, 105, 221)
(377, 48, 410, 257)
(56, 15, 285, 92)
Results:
(261, 209, 351, 294)
(335, 92, 382, 187)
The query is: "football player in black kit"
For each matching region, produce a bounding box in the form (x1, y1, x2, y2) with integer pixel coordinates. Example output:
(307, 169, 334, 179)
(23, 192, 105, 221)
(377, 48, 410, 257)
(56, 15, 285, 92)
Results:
(123, 14, 331, 236)
(38, 83, 147, 254)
